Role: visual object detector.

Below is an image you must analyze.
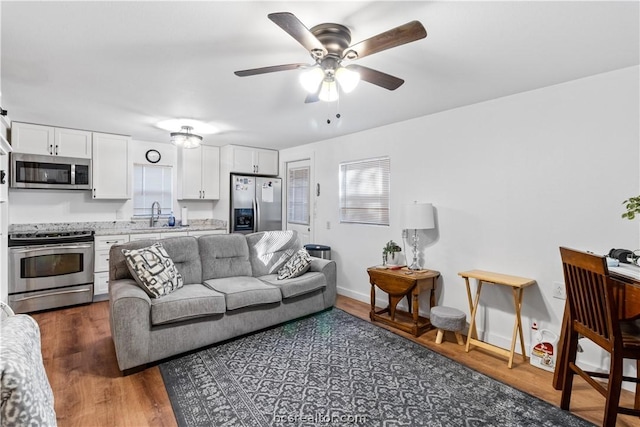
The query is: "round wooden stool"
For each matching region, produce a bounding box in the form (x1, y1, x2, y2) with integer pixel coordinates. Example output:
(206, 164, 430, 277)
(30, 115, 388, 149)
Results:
(430, 306, 466, 345)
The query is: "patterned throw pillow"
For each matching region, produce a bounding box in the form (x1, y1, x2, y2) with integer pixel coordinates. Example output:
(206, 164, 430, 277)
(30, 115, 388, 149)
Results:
(122, 243, 183, 298)
(277, 249, 312, 280)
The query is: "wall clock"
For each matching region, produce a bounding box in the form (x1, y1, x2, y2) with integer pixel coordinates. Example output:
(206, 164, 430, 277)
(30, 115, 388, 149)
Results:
(145, 149, 161, 164)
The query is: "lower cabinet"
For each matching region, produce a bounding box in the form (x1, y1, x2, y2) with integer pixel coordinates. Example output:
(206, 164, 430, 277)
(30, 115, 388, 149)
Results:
(94, 234, 130, 300)
(128, 233, 161, 241)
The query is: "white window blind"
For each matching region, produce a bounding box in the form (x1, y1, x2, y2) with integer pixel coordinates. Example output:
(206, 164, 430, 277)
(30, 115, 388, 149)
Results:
(287, 166, 310, 225)
(133, 164, 173, 217)
(339, 157, 390, 226)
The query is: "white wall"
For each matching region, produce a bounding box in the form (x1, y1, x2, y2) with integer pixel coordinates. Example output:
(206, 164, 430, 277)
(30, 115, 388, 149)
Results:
(8, 140, 220, 224)
(281, 66, 639, 371)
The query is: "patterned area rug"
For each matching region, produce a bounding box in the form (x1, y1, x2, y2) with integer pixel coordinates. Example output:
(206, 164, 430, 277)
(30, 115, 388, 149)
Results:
(160, 308, 593, 427)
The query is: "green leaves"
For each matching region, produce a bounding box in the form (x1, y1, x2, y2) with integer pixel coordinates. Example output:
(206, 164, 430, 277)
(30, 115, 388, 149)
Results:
(622, 196, 640, 220)
(383, 240, 402, 255)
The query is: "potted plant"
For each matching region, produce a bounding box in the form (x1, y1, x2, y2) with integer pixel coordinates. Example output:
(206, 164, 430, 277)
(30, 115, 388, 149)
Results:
(622, 196, 640, 220)
(383, 240, 402, 265)
(621, 196, 640, 266)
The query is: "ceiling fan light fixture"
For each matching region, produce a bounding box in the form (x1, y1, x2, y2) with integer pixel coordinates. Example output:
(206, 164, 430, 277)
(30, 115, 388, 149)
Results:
(318, 80, 339, 102)
(170, 125, 203, 149)
(299, 67, 325, 93)
(335, 66, 360, 93)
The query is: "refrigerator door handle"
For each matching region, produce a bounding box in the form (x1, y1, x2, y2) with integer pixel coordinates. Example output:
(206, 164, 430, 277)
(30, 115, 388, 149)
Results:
(253, 197, 259, 233)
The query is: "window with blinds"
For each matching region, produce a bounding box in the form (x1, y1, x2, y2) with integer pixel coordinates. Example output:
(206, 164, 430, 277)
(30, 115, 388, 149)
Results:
(133, 164, 173, 217)
(339, 157, 390, 226)
(287, 166, 310, 225)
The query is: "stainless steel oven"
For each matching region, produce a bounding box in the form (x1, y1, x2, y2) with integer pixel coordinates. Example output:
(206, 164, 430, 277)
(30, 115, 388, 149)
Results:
(8, 230, 94, 313)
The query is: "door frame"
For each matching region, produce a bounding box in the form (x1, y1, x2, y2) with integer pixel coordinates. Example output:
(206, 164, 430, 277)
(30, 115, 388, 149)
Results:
(282, 152, 315, 245)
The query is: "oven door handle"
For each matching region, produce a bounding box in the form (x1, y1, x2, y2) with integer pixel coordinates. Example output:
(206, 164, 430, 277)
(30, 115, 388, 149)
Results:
(11, 288, 91, 302)
(10, 244, 94, 253)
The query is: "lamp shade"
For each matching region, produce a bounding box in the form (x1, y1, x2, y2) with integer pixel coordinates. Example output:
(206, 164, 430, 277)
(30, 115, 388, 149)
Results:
(318, 80, 339, 102)
(299, 67, 325, 93)
(402, 202, 434, 230)
(335, 66, 360, 93)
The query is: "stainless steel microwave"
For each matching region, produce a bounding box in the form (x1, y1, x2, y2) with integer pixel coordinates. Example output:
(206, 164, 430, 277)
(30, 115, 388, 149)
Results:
(10, 153, 92, 190)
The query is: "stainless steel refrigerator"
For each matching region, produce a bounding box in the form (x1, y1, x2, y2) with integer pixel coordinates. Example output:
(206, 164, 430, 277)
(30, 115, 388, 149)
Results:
(230, 174, 282, 234)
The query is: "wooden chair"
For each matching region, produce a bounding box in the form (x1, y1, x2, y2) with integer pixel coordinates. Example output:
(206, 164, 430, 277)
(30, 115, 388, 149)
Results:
(559, 247, 640, 426)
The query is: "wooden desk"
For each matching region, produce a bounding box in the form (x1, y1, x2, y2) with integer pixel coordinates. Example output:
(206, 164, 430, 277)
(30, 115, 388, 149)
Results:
(459, 269, 536, 368)
(552, 267, 640, 390)
(367, 267, 440, 336)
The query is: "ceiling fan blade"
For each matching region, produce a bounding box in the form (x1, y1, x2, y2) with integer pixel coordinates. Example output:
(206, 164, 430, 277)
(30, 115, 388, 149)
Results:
(304, 92, 320, 103)
(344, 21, 427, 60)
(304, 82, 321, 103)
(268, 12, 327, 57)
(234, 63, 308, 77)
(346, 65, 404, 90)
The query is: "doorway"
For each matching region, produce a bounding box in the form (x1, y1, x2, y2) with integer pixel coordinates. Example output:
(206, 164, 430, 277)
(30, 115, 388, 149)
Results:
(285, 159, 312, 246)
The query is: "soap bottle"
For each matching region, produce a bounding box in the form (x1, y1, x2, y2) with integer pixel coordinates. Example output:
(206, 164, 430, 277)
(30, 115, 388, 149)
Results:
(168, 211, 176, 227)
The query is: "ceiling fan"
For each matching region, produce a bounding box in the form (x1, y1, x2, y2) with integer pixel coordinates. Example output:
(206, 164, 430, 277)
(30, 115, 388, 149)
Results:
(234, 12, 427, 103)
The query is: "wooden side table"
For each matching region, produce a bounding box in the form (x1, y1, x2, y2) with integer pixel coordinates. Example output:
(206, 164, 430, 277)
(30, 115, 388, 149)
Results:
(459, 269, 536, 368)
(367, 267, 440, 336)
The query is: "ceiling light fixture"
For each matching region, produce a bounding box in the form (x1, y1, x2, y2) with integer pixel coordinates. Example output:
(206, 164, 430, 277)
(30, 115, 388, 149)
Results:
(299, 65, 360, 102)
(334, 67, 360, 93)
(170, 126, 202, 149)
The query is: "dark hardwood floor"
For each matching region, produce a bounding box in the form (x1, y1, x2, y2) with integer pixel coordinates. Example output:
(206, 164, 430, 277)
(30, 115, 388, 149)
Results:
(30, 296, 640, 427)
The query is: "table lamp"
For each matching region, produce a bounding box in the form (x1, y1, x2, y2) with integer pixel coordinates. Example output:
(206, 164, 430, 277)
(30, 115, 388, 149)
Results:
(402, 202, 435, 270)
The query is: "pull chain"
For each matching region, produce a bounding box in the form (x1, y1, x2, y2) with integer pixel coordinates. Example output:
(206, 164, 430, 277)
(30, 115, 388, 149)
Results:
(326, 96, 341, 124)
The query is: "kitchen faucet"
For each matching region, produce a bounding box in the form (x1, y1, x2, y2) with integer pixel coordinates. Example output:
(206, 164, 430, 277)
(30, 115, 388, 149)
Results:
(150, 201, 161, 227)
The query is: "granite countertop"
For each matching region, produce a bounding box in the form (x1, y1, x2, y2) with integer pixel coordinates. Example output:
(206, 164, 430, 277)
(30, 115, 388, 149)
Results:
(9, 219, 227, 236)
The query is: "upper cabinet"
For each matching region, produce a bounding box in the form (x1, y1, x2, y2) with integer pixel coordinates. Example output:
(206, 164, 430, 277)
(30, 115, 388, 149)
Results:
(12, 122, 92, 158)
(177, 145, 220, 200)
(92, 133, 130, 199)
(223, 145, 278, 176)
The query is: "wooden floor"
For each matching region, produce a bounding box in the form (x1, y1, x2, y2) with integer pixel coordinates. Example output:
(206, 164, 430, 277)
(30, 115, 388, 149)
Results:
(31, 295, 640, 427)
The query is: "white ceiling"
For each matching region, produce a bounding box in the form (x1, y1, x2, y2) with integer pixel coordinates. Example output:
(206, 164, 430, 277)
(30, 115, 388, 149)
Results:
(2, 1, 638, 151)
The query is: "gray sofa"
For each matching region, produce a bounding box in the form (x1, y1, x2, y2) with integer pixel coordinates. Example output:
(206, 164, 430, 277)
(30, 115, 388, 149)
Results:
(108, 230, 336, 372)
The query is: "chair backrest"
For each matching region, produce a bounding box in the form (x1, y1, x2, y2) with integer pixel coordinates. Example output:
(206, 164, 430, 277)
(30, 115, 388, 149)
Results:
(559, 247, 620, 353)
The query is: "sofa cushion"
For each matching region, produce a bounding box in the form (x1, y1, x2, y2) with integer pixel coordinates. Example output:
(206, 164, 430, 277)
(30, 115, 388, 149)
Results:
(159, 236, 203, 285)
(150, 284, 226, 325)
(260, 272, 327, 299)
(110, 236, 202, 285)
(199, 234, 252, 280)
(122, 243, 184, 298)
(246, 230, 300, 277)
(204, 277, 282, 310)
(277, 249, 311, 280)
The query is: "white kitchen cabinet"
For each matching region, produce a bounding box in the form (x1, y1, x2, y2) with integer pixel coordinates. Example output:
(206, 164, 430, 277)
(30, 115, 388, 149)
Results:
(161, 231, 188, 238)
(0, 117, 10, 305)
(92, 132, 131, 199)
(224, 145, 278, 176)
(94, 272, 110, 297)
(93, 234, 130, 299)
(0, 147, 8, 203)
(54, 128, 92, 158)
(177, 145, 220, 200)
(12, 122, 92, 158)
(129, 233, 161, 241)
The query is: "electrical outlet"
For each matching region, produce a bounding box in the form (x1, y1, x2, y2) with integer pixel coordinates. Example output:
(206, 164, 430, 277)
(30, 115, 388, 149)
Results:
(326, 221, 331, 230)
(401, 229, 408, 239)
(552, 281, 566, 300)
